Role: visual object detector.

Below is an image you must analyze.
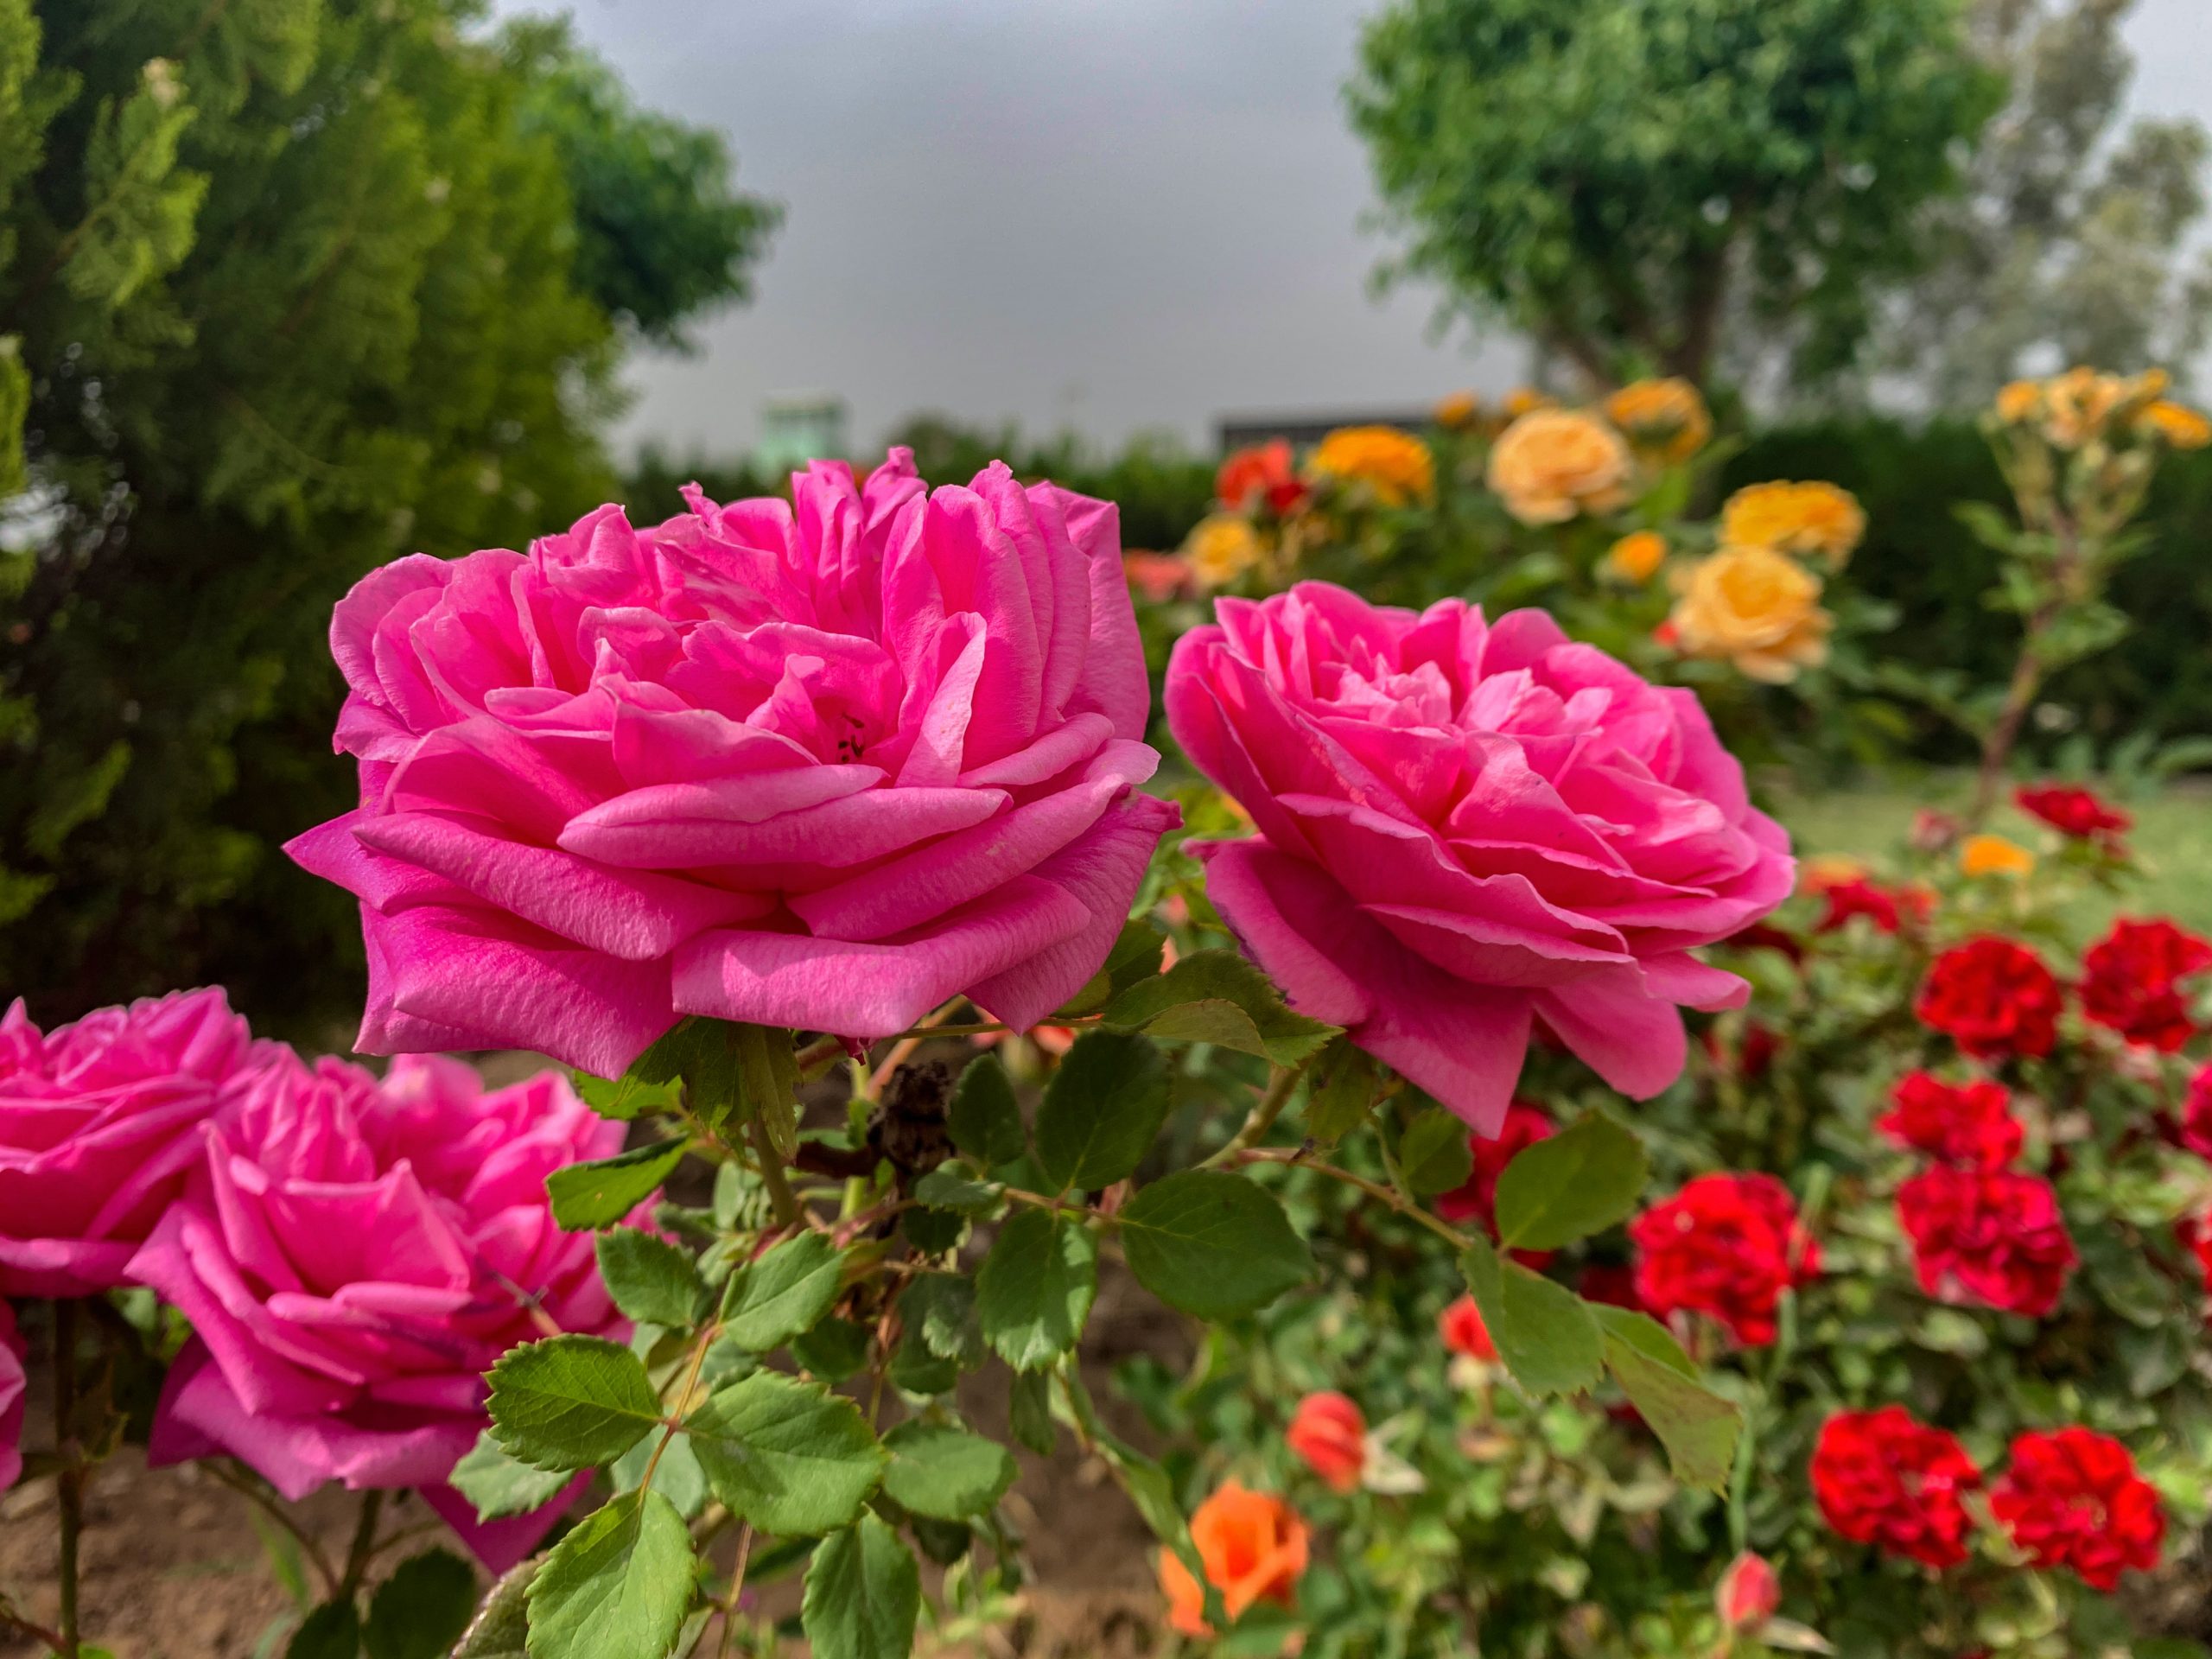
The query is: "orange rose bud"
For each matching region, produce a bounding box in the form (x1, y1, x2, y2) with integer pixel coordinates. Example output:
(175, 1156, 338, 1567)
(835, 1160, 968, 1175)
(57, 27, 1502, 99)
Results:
(1439, 1294, 1497, 1361)
(1716, 1550, 1780, 1631)
(1285, 1391, 1366, 1493)
(1158, 1479, 1309, 1637)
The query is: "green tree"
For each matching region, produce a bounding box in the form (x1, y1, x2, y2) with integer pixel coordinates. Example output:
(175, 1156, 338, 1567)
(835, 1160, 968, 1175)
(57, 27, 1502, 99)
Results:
(0, 0, 774, 1031)
(1346, 0, 2004, 387)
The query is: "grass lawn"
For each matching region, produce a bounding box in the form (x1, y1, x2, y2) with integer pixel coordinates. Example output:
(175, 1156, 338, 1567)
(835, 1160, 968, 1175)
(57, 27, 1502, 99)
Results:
(1770, 772, 2212, 936)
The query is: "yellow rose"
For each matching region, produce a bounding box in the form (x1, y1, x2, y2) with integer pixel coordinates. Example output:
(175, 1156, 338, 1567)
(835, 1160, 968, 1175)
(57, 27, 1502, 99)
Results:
(2043, 366, 2129, 448)
(2138, 398, 2212, 450)
(1185, 513, 1264, 590)
(1602, 530, 1668, 584)
(1719, 480, 1866, 569)
(1603, 378, 1712, 465)
(1667, 544, 1833, 683)
(1994, 379, 2044, 424)
(1960, 834, 2036, 879)
(1306, 425, 1435, 507)
(1485, 409, 1635, 525)
(1433, 391, 1481, 432)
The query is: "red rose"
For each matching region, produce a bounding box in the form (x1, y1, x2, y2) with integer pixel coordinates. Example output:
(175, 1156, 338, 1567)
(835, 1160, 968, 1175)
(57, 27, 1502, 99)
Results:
(2177, 1208, 2212, 1299)
(1285, 1391, 1366, 1494)
(2183, 1063, 2212, 1160)
(2015, 784, 2131, 842)
(1878, 1071, 2023, 1169)
(1990, 1427, 2164, 1591)
(1215, 439, 1307, 516)
(1434, 1102, 1554, 1233)
(1438, 1294, 1497, 1361)
(2078, 918, 2212, 1052)
(1577, 1262, 1644, 1313)
(1818, 878, 1932, 936)
(1915, 938, 2063, 1061)
(1810, 1407, 1982, 1569)
(1897, 1165, 2076, 1318)
(1715, 1551, 1780, 1631)
(1630, 1173, 1820, 1347)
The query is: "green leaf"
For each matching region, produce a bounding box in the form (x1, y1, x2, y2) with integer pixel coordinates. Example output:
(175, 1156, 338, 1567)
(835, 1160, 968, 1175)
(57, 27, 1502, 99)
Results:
(524, 1490, 693, 1659)
(901, 1205, 968, 1256)
(801, 1516, 920, 1659)
(451, 1561, 533, 1659)
(904, 1272, 983, 1370)
(910, 1167, 1001, 1215)
(363, 1548, 477, 1659)
(594, 1229, 703, 1329)
(1008, 1370, 1054, 1455)
(1117, 1170, 1312, 1318)
(947, 1057, 1027, 1168)
(1398, 1108, 1474, 1197)
(569, 1069, 682, 1123)
(976, 1208, 1097, 1370)
(546, 1141, 689, 1231)
(1590, 1306, 1697, 1379)
(1492, 1112, 1649, 1251)
(687, 1371, 887, 1535)
(1034, 1031, 1172, 1192)
(880, 1421, 1019, 1520)
(284, 1601, 360, 1659)
(1304, 1038, 1380, 1147)
(451, 1429, 575, 1522)
(486, 1336, 662, 1472)
(610, 1430, 709, 1521)
(632, 1017, 737, 1106)
(791, 1317, 872, 1383)
(1459, 1236, 1602, 1397)
(721, 1230, 845, 1353)
(730, 1022, 801, 1158)
(1103, 948, 1339, 1065)
(1599, 1314, 1742, 1492)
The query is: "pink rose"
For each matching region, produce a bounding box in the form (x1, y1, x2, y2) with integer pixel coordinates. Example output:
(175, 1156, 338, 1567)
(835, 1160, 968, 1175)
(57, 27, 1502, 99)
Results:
(287, 450, 1179, 1076)
(1166, 583, 1792, 1130)
(131, 1051, 628, 1567)
(0, 1300, 23, 1491)
(0, 988, 266, 1297)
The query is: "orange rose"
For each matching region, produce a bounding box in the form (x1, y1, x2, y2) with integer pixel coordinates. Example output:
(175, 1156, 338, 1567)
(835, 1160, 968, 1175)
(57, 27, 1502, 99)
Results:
(1159, 1480, 1309, 1637)
(1668, 545, 1833, 683)
(2038, 366, 2166, 448)
(1306, 424, 1434, 507)
(1994, 379, 2044, 425)
(1502, 385, 1554, 419)
(1485, 409, 1635, 525)
(1604, 377, 1711, 465)
(1602, 530, 1667, 584)
(1960, 834, 2035, 879)
(2139, 398, 2212, 450)
(1799, 854, 1871, 893)
(1217, 439, 1308, 514)
(1433, 390, 1481, 431)
(1285, 1391, 1366, 1493)
(1719, 480, 1866, 569)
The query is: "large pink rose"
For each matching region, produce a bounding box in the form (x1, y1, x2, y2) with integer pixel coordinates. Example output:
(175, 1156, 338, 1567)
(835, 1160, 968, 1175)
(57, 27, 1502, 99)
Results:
(1166, 583, 1793, 1131)
(0, 988, 266, 1297)
(286, 450, 1179, 1075)
(0, 1300, 23, 1491)
(132, 1051, 628, 1567)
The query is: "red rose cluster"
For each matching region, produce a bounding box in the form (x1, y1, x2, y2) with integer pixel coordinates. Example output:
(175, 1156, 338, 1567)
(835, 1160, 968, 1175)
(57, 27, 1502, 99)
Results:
(1814, 875, 1931, 937)
(1629, 1173, 1819, 1347)
(1990, 1427, 2165, 1592)
(1810, 1407, 1981, 1568)
(1878, 1072, 2022, 1170)
(2015, 783, 2131, 848)
(1916, 938, 2063, 1061)
(2077, 918, 2212, 1052)
(1897, 1164, 2076, 1318)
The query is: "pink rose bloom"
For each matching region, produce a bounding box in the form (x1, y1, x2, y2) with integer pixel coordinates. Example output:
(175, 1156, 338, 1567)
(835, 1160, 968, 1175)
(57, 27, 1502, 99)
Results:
(0, 988, 266, 1297)
(132, 1051, 630, 1568)
(287, 450, 1179, 1076)
(1166, 583, 1793, 1131)
(0, 1300, 23, 1491)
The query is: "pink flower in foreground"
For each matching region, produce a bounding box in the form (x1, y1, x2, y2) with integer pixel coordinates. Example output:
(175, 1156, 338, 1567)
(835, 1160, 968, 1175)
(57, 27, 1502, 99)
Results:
(0, 988, 267, 1298)
(1166, 582, 1792, 1130)
(0, 1300, 23, 1491)
(288, 450, 1178, 1076)
(132, 1052, 631, 1569)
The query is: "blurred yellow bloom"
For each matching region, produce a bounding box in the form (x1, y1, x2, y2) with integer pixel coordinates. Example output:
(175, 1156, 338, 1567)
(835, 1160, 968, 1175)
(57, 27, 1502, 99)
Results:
(1486, 409, 1635, 525)
(1602, 530, 1668, 583)
(1306, 425, 1435, 507)
(1960, 834, 2036, 879)
(1185, 514, 1264, 590)
(2138, 399, 2212, 449)
(1994, 380, 2044, 424)
(1604, 378, 1711, 465)
(1668, 544, 1833, 683)
(1719, 480, 1866, 569)
(1433, 391, 1482, 432)
(1800, 854, 1871, 893)
(1502, 386, 1554, 419)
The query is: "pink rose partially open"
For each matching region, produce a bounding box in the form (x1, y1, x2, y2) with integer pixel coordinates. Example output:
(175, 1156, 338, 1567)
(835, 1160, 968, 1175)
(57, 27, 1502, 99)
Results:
(286, 449, 1179, 1076)
(1166, 582, 1793, 1131)
(0, 1300, 23, 1491)
(132, 1052, 628, 1567)
(0, 988, 266, 1297)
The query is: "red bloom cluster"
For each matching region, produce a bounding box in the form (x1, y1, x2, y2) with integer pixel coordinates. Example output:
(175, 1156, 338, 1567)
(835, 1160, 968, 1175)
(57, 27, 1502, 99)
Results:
(1915, 938, 2063, 1061)
(1434, 1103, 1553, 1232)
(2183, 1061, 2212, 1160)
(1815, 877, 1932, 937)
(2078, 918, 2212, 1052)
(1810, 1407, 1982, 1569)
(1878, 1072, 2023, 1169)
(1630, 1173, 1819, 1347)
(1990, 1428, 2164, 1591)
(1285, 1392, 1366, 1493)
(2015, 784, 2131, 844)
(1215, 439, 1307, 516)
(1897, 1165, 2076, 1318)
(1438, 1294, 1497, 1361)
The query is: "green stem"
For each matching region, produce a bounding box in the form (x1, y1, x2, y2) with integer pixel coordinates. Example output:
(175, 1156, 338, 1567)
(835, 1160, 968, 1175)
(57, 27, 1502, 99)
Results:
(747, 1115, 803, 1230)
(53, 1300, 83, 1659)
(207, 1461, 339, 1595)
(1237, 1147, 1472, 1253)
(1201, 1061, 1307, 1169)
(716, 1523, 756, 1659)
(339, 1489, 385, 1599)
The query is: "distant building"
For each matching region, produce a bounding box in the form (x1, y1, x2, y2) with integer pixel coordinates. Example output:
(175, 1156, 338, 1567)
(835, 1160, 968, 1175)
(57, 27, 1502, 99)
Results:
(755, 393, 849, 472)
(1216, 409, 1432, 453)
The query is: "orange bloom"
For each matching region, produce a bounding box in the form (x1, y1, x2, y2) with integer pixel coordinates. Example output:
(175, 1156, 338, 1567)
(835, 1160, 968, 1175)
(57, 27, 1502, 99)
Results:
(1306, 425, 1435, 507)
(1439, 1294, 1497, 1361)
(1159, 1480, 1309, 1637)
(1433, 390, 1482, 431)
(1184, 513, 1265, 591)
(1217, 439, 1307, 514)
(2139, 399, 2212, 450)
(1960, 834, 2035, 879)
(1800, 854, 1871, 893)
(1602, 530, 1667, 584)
(1604, 378, 1711, 465)
(1719, 480, 1866, 569)
(1502, 386, 1555, 419)
(1285, 1391, 1365, 1493)
(1994, 379, 2044, 425)
(1668, 544, 1833, 683)
(1486, 409, 1635, 525)
(1122, 551, 1193, 604)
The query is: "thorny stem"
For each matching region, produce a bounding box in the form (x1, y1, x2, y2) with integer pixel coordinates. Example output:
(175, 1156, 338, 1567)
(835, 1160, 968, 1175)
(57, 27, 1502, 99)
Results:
(53, 1300, 83, 1659)
(747, 1114, 804, 1231)
(1236, 1147, 1473, 1254)
(207, 1461, 340, 1594)
(340, 1490, 385, 1599)
(1200, 1060, 1311, 1169)
(1969, 520, 2080, 827)
(716, 1523, 757, 1659)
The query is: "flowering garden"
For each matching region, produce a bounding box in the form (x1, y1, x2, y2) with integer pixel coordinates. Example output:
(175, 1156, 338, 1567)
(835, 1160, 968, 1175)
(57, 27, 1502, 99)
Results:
(3, 365, 2212, 1659)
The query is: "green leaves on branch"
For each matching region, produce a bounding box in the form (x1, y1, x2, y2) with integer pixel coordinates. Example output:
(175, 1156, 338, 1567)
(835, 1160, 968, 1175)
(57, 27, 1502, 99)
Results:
(1035, 1031, 1171, 1192)
(1101, 948, 1338, 1065)
(720, 1230, 845, 1352)
(524, 1490, 693, 1659)
(486, 1336, 662, 1471)
(948, 1056, 1028, 1169)
(594, 1228, 702, 1328)
(687, 1371, 887, 1536)
(1397, 1107, 1473, 1196)
(1119, 1170, 1312, 1319)
(803, 1516, 921, 1659)
(1459, 1234, 1604, 1398)
(362, 1549, 478, 1659)
(1595, 1306, 1744, 1494)
(1491, 1111, 1648, 1251)
(1305, 1038, 1382, 1147)
(451, 1429, 575, 1522)
(976, 1208, 1097, 1370)
(880, 1421, 1018, 1520)
(546, 1141, 688, 1231)
(623, 1017, 798, 1150)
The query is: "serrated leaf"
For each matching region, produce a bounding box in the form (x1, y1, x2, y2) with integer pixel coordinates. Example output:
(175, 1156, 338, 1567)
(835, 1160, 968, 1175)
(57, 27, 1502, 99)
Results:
(486, 1337, 662, 1472)
(687, 1371, 887, 1536)
(1590, 1306, 1697, 1379)
(1459, 1235, 1602, 1397)
(880, 1421, 1018, 1520)
(569, 1069, 682, 1123)
(547, 1141, 688, 1231)
(1035, 1031, 1172, 1192)
(801, 1516, 919, 1659)
(284, 1601, 359, 1659)
(1103, 948, 1338, 1065)
(1599, 1319, 1742, 1492)
(451, 1560, 533, 1659)
(910, 1167, 1001, 1214)
(721, 1230, 844, 1353)
(610, 1430, 709, 1520)
(947, 1058, 1027, 1167)
(1492, 1112, 1648, 1251)
(1304, 1038, 1379, 1147)
(976, 1209, 1097, 1370)
(451, 1429, 575, 1522)
(1117, 1170, 1311, 1318)
(791, 1317, 872, 1383)
(1008, 1370, 1054, 1455)
(730, 1023, 801, 1156)
(595, 1229, 703, 1329)
(904, 1272, 983, 1370)
(1399, 1107, 1474, 1197)
(524, 1491, 692, 1659)
(363, 1548, 477, 1659)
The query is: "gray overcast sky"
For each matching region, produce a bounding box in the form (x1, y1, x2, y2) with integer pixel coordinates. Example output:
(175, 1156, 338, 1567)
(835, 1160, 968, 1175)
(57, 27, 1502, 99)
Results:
(505, 0, 2212, 461)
